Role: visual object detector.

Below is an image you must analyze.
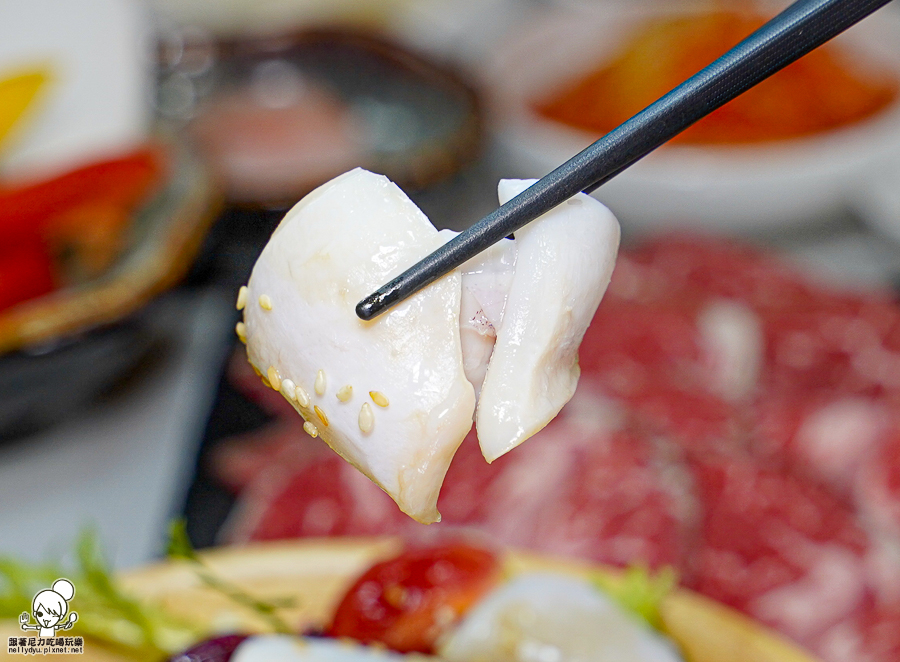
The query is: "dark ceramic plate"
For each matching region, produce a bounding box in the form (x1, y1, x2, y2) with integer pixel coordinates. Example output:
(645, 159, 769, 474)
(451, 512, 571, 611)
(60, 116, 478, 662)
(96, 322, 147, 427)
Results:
(0, 143, 220, 438)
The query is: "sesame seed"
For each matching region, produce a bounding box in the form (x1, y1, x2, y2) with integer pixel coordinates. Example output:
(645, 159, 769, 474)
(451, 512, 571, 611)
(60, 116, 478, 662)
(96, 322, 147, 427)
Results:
(336, 385, 353, 402)
(236, 285, 248, 310)
(303, 421, 318, 438)
(235, 321, 247, 343)
(369, 391, 389, 407)
(295, 384, 310, 407)
(315, 369, 326, 396)
(280, 378, 296, 401)
(267, 366, 281, 391)
(314, 405, 329, 427)
(259, 294, 273, 310)
(358, 402, 374, 434)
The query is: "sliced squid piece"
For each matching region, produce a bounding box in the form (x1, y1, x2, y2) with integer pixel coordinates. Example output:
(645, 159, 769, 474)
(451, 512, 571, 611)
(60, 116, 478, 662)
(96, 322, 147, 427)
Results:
(243, 169, 620, 522)
(232, 635, 435, 662)
(242, 168, 475, 524)
(475, 180, 620, 462)
(438, 574, 683, 662)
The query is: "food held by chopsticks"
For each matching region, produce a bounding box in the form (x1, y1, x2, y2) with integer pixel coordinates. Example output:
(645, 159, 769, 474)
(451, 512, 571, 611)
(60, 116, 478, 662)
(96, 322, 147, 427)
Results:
(239, 167, 620, 523)
(537, 9, 898, 145)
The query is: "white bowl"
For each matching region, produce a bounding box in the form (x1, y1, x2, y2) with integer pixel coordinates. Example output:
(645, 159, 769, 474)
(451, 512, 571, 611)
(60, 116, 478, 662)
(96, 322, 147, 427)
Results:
(486, 3, 900, 233)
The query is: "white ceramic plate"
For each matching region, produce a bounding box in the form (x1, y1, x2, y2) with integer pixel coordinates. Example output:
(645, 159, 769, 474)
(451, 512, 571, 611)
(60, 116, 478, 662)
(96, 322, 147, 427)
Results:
(0, 0, 150, 179)
(486, 2, 900, 233)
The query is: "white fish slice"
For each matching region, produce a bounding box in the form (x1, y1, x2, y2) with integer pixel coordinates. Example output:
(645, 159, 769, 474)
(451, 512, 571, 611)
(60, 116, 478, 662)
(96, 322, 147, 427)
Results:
(243, 168, 475, 524)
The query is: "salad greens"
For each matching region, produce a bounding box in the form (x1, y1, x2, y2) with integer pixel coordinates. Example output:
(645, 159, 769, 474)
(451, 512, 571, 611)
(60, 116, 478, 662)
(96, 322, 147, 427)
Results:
(0, 523, 295, 660)
(0, 529, 200, 660)
(592, 564, 678, 630)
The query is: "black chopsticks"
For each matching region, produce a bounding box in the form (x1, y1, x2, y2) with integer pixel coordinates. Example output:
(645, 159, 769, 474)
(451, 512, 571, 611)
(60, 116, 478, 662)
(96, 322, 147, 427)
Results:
(356, 0, 893, 321)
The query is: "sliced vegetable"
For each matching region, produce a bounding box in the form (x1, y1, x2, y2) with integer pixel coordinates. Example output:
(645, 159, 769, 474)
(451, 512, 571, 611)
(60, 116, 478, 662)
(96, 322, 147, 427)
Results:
(44, 199, 133, 280)
(0, 146, 166, 243)
(0, 241, 56, 312)
(0, 146, 168, 313)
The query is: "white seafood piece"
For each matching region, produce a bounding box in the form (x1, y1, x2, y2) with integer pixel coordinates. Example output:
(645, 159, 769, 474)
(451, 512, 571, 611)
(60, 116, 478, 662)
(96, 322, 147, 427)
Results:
(243, 168, 620, 521)
(232, 635, 435, 662)
(475, 180, 620, 462)
(438, 574, 683, 662)
(243, 168, 475, 524)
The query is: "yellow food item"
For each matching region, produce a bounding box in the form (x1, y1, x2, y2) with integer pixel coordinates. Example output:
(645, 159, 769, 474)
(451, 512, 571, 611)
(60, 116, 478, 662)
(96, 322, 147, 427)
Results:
(0, 67, 51, 152)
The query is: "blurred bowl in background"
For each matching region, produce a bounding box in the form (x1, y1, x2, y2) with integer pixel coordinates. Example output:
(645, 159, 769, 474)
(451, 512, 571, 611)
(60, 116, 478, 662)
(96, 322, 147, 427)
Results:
(855, 155, 900, 244)
(0, 142, 220, 439)
(486, 3, 900, 232)
(160, 29, 484, 206)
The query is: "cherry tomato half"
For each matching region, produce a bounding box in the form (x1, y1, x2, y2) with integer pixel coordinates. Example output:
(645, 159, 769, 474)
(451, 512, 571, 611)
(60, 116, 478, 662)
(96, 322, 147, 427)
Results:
(326, 543, 500, 653)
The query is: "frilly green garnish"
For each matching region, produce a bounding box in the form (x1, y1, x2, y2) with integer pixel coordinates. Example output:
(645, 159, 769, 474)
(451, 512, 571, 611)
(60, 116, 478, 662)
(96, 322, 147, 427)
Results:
(1, 523, 299, 660)
(0, 529, 201, 660)
(592, 564, 678, 630)
(166, 520, 295, 634)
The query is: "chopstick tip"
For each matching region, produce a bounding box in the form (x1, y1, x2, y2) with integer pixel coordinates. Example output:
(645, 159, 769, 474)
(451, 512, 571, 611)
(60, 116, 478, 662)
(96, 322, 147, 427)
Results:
(355, 294, 381, 321)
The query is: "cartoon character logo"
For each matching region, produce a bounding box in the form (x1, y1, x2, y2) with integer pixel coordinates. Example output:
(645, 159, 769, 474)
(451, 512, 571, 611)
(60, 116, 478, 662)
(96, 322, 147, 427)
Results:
(19, 578, 78, 637)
